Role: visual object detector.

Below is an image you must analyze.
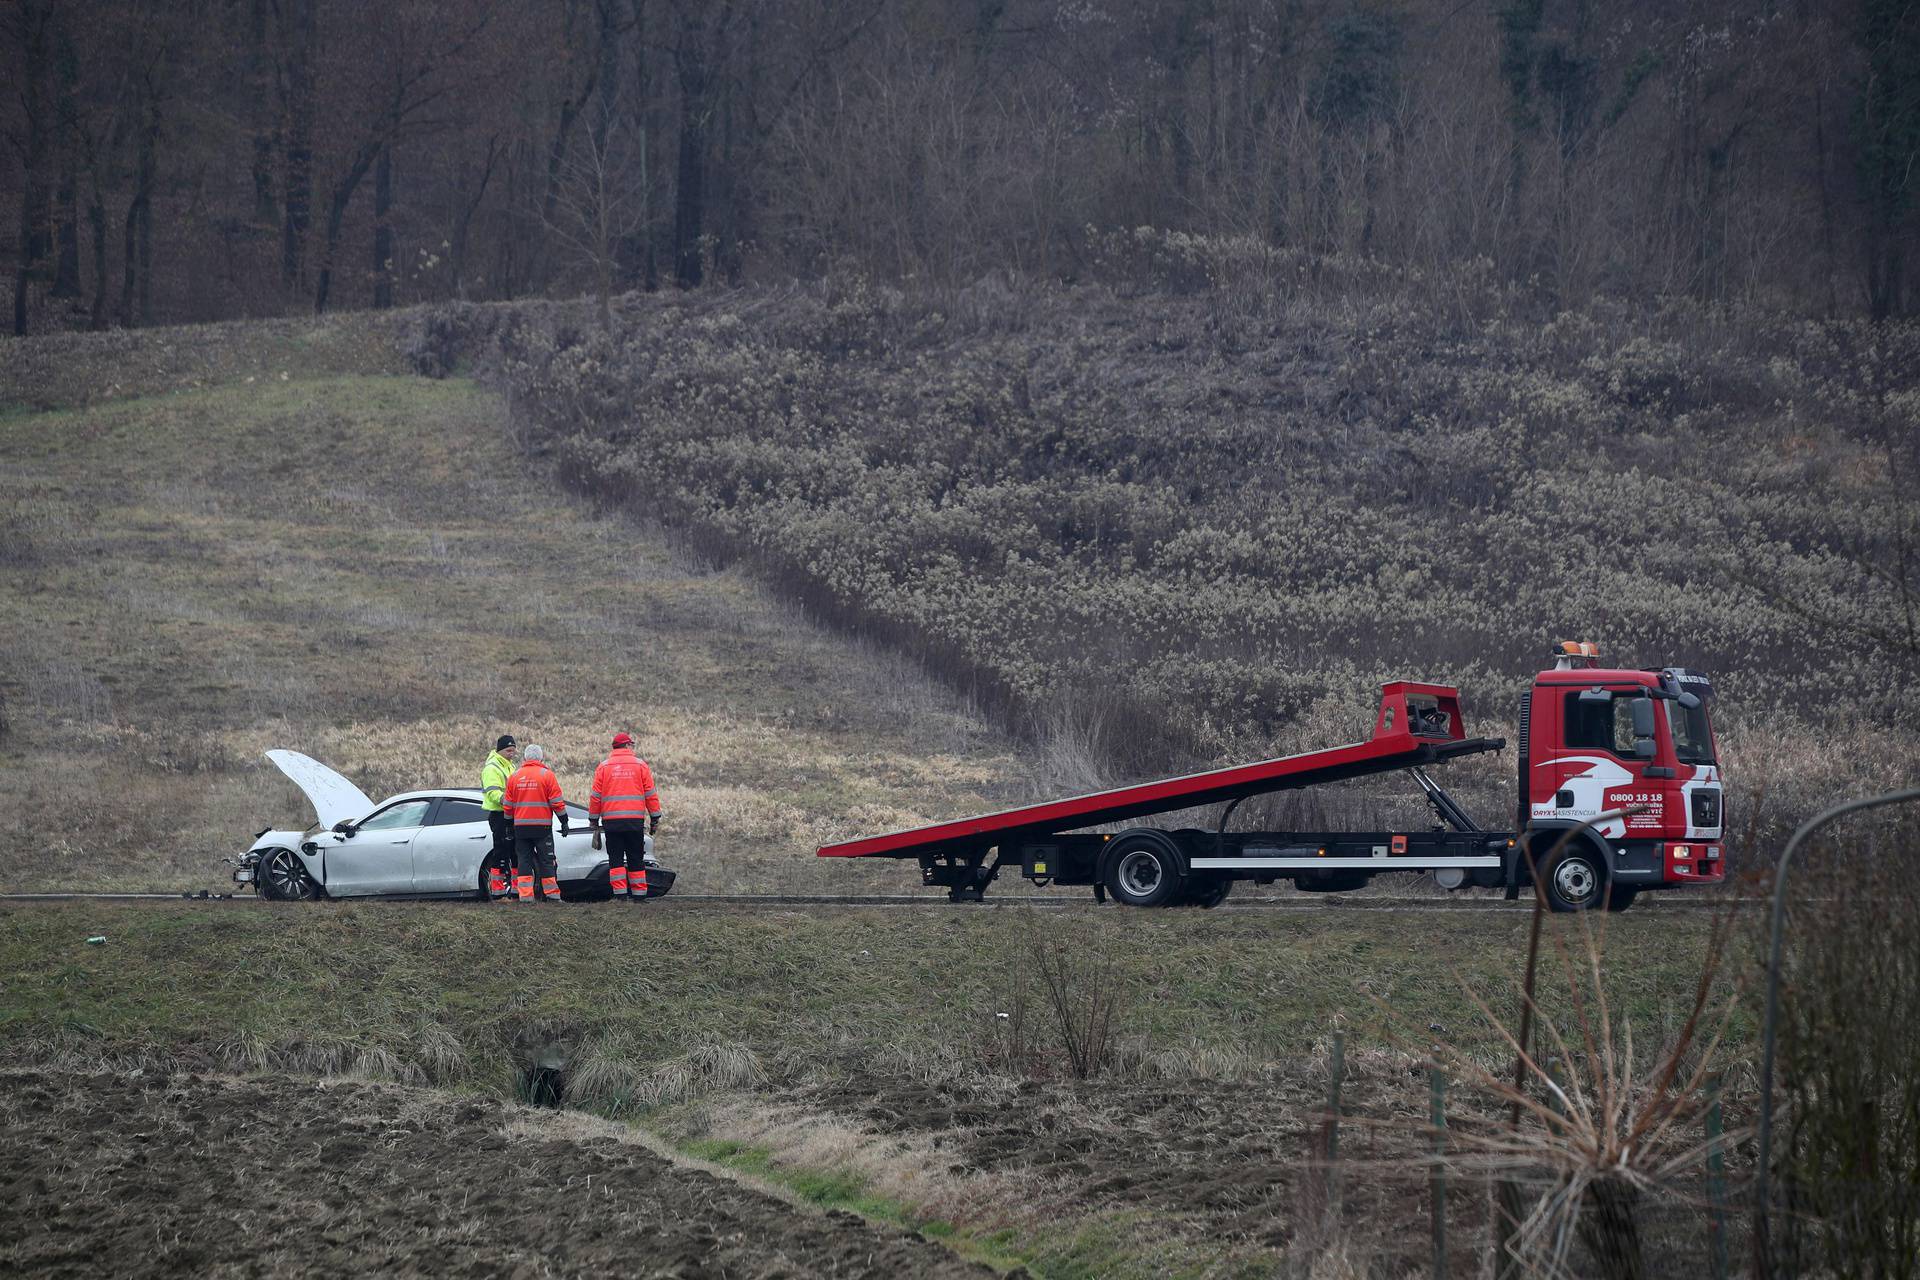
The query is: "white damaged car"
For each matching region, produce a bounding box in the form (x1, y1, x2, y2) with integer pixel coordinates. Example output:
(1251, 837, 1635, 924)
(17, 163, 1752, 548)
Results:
(231, 751, 672, 902)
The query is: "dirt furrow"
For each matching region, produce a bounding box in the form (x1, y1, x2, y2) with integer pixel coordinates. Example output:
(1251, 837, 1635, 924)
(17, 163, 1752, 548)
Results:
(0, 1068, 989, 1279)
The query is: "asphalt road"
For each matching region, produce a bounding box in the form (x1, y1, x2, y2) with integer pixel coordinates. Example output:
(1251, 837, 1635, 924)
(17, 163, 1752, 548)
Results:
(0, 891, 1744, 911)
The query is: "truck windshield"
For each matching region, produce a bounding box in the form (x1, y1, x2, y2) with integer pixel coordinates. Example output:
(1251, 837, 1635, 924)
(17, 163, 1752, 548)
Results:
(1666, 701, 1717, 765)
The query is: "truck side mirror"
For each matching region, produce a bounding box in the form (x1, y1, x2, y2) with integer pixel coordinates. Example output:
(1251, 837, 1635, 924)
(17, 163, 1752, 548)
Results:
(1630, 698, 1657, 758)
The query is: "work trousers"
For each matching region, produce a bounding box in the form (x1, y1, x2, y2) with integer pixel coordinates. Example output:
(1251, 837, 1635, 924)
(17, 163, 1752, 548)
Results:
(487, 810, 513, 870)
(604, 824, 650, 897)
(513, 828, 561, 900)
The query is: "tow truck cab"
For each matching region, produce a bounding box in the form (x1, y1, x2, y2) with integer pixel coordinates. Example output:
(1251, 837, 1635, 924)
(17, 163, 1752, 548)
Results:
(1520, 643, 1724, 893)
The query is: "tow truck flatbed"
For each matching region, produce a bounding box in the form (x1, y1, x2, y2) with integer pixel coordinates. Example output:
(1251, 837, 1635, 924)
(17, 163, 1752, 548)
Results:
(818, 682, 1503, 860)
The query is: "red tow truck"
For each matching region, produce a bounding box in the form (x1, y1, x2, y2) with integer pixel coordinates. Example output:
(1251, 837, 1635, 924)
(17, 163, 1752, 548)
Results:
(819, 643, 1725, 912)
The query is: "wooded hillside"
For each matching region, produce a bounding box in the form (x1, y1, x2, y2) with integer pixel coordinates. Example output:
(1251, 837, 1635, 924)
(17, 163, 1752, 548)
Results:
(420, 269, 1920, 843)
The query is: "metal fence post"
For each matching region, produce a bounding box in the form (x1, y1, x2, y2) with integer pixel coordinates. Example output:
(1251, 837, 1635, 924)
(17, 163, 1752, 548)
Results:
(1754, 787, 1920, 1278)
(1706, 1072, 1728, 1280)
(1544, 1055, 1567, 1119)
(1430, 1066, 1448, 1280)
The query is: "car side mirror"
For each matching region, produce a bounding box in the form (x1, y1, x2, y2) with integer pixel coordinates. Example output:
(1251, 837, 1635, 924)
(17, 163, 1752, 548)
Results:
(1630, 697, 1657, 758)
(332, 819, 356, 836)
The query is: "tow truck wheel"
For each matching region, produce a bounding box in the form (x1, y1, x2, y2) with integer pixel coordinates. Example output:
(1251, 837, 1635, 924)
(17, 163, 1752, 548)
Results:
(1105, 836, 1183, 908)
(257, 847, 319, 902)
(1543, 846, 1605, 913)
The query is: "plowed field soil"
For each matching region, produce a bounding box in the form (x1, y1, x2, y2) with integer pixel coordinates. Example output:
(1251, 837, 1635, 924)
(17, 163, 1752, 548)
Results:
(0, 1068, 990, 1279)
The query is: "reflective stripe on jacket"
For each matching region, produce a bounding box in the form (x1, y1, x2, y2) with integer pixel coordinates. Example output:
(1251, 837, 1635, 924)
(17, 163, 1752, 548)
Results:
(504, 760, 566, 827)
(588, 748, 662, 824)
(480, 750, 513, 813)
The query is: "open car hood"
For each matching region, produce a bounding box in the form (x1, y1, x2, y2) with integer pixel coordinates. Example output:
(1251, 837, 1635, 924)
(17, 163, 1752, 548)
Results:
(265, 750, 374, 830)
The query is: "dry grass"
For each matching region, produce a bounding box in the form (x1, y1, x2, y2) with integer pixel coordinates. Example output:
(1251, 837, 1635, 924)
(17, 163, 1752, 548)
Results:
(665, 1094, 1032, 1229)
(0, 316, 1035, 894)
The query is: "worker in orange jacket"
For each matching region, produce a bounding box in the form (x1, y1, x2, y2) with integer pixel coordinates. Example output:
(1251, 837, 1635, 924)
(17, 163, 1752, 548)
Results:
(588, 731, 663, 902)
(503, 743, 570, 903)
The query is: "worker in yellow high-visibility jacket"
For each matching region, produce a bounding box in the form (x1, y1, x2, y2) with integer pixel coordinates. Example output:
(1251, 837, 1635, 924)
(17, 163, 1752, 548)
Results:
(479, 735, 517, 900)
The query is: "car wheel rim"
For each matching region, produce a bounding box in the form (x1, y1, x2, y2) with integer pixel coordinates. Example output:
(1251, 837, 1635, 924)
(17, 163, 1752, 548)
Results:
(266, 851, 304, 898)
(1555, 859, 1596, 904)
(1118, 849, 1162, 898)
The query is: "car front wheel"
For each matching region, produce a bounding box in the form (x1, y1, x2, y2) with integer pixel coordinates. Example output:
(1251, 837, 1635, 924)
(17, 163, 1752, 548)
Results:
(258, 847, 320, 901)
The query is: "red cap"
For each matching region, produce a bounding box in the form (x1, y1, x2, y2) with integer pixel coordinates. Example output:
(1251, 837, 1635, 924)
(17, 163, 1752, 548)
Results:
(612, 732, 634, 747)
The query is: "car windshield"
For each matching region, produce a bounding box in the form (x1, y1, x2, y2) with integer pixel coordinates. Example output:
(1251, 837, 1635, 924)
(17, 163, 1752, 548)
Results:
(1666, 701, 1717, 765)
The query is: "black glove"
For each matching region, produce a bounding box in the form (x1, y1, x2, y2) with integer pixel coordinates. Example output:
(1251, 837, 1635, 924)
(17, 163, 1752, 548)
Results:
(558, 816, 571, 838)
(648, 816, 660, 835)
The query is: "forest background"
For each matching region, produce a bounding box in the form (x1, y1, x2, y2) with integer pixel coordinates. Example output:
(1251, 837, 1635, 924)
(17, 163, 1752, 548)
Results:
(6, 0, 1919, 331)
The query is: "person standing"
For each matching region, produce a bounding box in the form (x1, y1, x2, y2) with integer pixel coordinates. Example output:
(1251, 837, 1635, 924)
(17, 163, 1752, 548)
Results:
(588, 731, 663, 903)
(503, 744, 570, 903)
(480, 735, 518, 900)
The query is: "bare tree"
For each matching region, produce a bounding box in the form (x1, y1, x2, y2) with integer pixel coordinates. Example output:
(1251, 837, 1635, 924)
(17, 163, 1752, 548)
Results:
(309, 2, 498, 313)
(8, 0, 53, 336)
(545, 87, 651, 327)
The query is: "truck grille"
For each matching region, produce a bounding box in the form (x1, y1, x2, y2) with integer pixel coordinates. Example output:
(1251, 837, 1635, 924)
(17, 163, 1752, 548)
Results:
(1691, 789, 1721, 829)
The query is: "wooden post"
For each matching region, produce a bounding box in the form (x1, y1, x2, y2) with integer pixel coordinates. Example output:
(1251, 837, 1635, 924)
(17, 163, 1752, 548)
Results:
(1494, 1179, 1527, 1280)
(1430, 1066, 1448, 1280)
(1705, 1073, 1729, 1280)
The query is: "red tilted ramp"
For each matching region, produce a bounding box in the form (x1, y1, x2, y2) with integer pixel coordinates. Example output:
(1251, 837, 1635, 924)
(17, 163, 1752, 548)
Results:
(818, 682, 1504, 860)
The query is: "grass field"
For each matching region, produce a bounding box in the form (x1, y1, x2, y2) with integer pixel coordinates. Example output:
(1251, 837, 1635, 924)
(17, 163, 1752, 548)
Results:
(0, 898, 1741, 1277)
(0, 314, 1044, 895)
(0, 901, 1736, 1079)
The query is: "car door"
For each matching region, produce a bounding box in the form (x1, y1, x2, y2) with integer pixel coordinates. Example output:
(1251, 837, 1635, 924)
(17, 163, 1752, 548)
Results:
(552, 802, 607, 882)
(325, 798, 432, 895)
(411, 796, 492, 893)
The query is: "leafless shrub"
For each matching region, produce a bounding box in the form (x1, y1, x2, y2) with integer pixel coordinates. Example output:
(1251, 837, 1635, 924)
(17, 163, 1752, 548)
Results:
(1025, 915, 1126, 1081)
(1383, 904, 1748, 1279)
